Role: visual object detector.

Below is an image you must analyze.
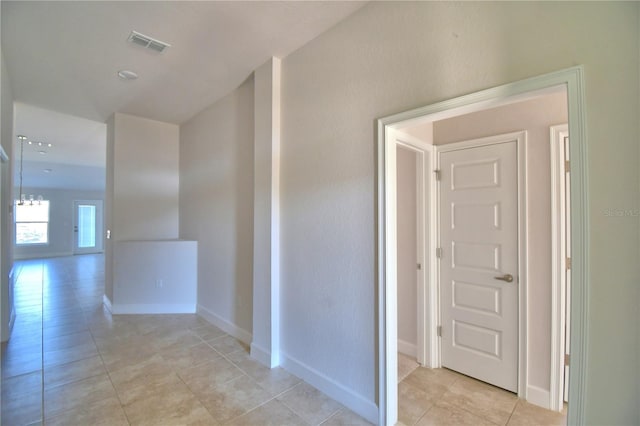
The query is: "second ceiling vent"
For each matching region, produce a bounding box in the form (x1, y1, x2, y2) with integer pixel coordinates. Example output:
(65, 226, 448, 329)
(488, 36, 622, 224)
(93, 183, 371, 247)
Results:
(127, 31, 171, 53)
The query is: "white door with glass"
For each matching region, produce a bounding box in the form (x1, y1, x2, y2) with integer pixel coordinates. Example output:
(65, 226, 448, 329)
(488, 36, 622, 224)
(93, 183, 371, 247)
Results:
(439, 140, 519, 392)
(73, 200, 103, 254)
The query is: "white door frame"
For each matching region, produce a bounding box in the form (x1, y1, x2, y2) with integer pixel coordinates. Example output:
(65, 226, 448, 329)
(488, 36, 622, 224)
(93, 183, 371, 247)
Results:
(376, 66, 589, 426)
(434, 132, 527, 398)
(550, 124, 570, 411)
(392, 131, 435, 367)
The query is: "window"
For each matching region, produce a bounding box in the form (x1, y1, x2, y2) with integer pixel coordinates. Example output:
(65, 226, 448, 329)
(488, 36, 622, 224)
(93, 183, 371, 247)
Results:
(15, 200, 50, 245)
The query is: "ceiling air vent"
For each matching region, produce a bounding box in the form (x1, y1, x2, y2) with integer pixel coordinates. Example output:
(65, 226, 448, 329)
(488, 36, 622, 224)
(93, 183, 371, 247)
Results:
(127, 31, 171, 53)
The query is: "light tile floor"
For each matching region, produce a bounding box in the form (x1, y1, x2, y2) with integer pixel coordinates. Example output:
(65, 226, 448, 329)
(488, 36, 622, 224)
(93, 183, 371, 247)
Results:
(1, 254, 568, 426)
(1, 255, 372, 426)
(397, 353, 567, 426)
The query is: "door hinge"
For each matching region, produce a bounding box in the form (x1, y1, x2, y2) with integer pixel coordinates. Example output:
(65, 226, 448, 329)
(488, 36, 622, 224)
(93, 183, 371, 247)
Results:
(417, 263, 422, 270)
(565, 160, 571, 173)
(565, 354, 570, 366)
(437, 325, 442, 337)
(436, 247, 442, 258)
(434, 169, 441, 181)
(566, 257, 572, 270)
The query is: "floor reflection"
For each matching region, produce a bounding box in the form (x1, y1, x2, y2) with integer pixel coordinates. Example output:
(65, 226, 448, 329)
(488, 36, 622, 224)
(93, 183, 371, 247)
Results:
(1, 254, 104, 425)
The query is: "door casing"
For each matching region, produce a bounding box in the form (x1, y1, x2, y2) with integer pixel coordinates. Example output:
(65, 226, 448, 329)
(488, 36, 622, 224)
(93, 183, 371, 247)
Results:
(393, 131, 435, 367)
(376, 66, 589, 426)
(550, 124, 571, 411)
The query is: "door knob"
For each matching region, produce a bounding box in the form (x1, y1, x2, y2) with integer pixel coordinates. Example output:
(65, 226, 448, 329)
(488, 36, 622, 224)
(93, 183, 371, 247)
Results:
(494, 274, 514, 283)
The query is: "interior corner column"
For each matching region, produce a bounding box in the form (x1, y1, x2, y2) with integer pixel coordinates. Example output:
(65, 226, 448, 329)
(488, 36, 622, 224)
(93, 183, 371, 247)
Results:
(251, 57, 281, 368)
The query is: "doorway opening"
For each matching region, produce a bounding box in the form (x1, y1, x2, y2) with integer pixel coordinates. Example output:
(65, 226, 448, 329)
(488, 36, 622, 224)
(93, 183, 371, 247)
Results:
(377, 67, 588, 426)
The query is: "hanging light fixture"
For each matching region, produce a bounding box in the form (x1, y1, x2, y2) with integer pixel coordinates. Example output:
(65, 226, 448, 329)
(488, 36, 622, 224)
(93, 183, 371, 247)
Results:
(16, 135, 44, 206)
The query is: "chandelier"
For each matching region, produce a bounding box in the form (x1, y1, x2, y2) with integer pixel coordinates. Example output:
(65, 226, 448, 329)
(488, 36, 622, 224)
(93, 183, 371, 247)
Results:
(16, 135, 44, 206)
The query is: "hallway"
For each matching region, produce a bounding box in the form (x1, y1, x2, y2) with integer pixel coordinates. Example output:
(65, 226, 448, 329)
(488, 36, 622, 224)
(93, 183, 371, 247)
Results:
(1, 254, 570, 425)
(1, 255, 369, 425)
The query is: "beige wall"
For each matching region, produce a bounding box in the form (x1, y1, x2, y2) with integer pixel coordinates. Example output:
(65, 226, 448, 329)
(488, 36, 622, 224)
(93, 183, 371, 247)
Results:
(279, 2, 639, 422)
(433, 92, 568, 393)
(111, 113, 180, 241)
(105, 113, 179, 304)
(396, 146, 417, 353)
(179, 77, 255, 335)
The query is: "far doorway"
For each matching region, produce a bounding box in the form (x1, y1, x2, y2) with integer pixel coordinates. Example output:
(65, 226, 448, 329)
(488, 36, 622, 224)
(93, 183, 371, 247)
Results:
(391, 86, 573, 421)
(379, 67, 588, 426)
(73, 200, 104, 254)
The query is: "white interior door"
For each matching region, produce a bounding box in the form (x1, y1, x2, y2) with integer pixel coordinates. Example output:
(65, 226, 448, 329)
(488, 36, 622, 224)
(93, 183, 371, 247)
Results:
(439, 140, 518, 392)
(73, 200, 104, 254)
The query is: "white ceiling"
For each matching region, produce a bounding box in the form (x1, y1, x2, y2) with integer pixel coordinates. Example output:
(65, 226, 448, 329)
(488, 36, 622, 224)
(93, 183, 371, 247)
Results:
(14, 103, 107, 191)
(1, 1, 366, 191)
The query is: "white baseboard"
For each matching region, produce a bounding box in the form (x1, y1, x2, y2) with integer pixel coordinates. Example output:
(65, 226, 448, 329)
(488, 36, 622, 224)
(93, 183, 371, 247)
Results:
(398, 339, 417, 357)
(103, 295, 113, 313)
(280, 352, 378, 424)
(111, 303, 196, 314)
(527, 384, 551, 410)
(197, 304, 252, 345)
(250, 342, 278, 368)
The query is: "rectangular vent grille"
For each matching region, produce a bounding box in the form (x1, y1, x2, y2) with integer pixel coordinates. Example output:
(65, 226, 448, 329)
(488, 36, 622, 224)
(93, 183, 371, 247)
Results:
(127, 31, 170, 53)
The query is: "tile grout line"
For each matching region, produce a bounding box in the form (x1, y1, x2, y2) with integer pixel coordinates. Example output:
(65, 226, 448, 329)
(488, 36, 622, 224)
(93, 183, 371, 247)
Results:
(87, 311, 133, 426)
(317, 408, 351, 426)
(504, 399, 519, 426)
(141, 326, 276, 424)
(212, 346, 308, 425)
(276, 383, 341, 426)
(41, 294, 125, 421)
(170, 358, 220, 422)
(420, 372, 511, 426)
(10, 257, 361, 426)
(39, 261, 45, 425)
(213, 345, 293, 420)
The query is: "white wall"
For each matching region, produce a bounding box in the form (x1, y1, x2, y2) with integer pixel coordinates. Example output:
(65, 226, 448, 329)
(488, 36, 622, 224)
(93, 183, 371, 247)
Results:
(105, 112, 180, 305)
(179, 77, 255, 339)
(104, 115, 115, 302)
(112, 240, 197, 314)
(111, 113, 179, 240)
(0, 48, 14, 341)
(13, 187, 105, 260)
(252, 58, 281, 366)
(279, 2, 639, 423)
(432, 92, 567, 394)
(396, 146, 417, 356)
